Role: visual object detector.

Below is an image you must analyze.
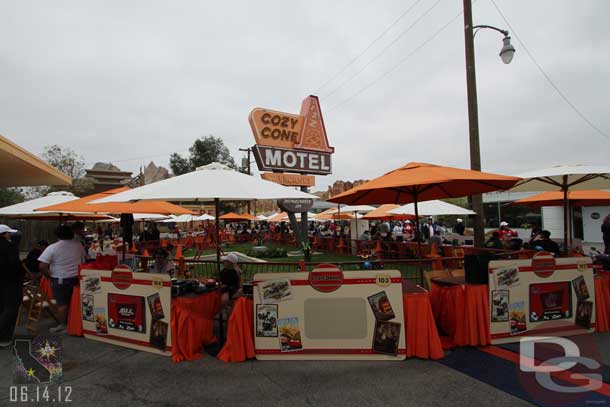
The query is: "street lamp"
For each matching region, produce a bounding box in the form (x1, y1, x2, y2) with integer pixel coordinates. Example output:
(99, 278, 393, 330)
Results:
(463, 0, 516, 248)
(473, 24, 516, 64)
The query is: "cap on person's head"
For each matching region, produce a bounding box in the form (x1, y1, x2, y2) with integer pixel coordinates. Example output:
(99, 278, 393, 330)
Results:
(222, 253, 239, 264)
(500, 221, 509, 227)
(457, 218, 463, 223)
(405, 220, 411, 224)
(0, 224, 18, 234)
(542, 230, 551, 239)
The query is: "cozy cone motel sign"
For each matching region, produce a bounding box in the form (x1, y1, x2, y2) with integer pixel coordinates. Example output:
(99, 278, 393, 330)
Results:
(249, 95, 334, 182)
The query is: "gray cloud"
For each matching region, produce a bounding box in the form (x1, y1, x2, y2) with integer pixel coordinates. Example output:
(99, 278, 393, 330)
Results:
(1, 0, 608, 194)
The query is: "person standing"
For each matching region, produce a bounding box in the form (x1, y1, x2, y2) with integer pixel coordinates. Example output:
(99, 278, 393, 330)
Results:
(24, 240, 49, 279)
(38, 225, 86, 333)
(392, 222, 403, 242)
(0, 225, 23, 347)
(402, 220, 414, 241)
(602, 215, 610, 254)
(454, 218, 465, 235)
(120, 213, 135, 248)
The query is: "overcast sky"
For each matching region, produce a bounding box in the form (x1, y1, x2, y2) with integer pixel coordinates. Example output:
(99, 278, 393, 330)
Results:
(1, 0, 609, 193)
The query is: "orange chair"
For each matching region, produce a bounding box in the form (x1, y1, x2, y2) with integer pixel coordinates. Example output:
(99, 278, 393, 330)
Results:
(426, 244, 444, 271)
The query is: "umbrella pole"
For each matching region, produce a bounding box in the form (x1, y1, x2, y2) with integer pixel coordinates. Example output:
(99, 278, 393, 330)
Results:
(414, 194, 421, 258)
(215, 198, 220, 274)
(563, 176, 568, 254)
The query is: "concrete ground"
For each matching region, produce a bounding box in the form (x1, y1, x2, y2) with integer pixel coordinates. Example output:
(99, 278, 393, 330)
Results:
(3, 320, 609, 407)
(0, 319, 538, 407)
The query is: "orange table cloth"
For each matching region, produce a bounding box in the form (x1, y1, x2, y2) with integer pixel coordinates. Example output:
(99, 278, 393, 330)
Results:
(67, 285, 83, 336)
(218, 297, 255, 362)
(217, 293, 444, 362)
(430, 283, 491, 347)
(595, 272, 610, 332)
(403, 292, 444, 359)
(171, 291, 222, 363)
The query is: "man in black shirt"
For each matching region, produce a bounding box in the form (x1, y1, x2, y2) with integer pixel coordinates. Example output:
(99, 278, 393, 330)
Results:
(532, 230, 561, 256)
(24, 240, 48, 279)
(0, 225, 23, 347)
(454, 219, 465, 235)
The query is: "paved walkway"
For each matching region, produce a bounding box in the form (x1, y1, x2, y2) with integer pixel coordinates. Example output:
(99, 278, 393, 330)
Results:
(4, 320, 609, 407)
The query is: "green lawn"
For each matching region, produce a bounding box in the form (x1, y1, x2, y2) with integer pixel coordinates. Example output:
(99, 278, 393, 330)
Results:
(183, 242, 362, 263)
(181, 243, 424, 284)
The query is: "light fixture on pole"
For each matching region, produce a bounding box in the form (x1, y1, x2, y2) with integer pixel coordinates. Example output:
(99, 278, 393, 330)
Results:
(463, 0, 516, 248)
(499, 36, 515, 64)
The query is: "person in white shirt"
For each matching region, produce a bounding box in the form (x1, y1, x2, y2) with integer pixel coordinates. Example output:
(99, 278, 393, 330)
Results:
(392, 222, 403, 241)
(38, 225, 86, 333)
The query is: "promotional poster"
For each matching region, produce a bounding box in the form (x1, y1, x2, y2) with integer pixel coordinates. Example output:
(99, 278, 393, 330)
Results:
(108, 294, 147, 333)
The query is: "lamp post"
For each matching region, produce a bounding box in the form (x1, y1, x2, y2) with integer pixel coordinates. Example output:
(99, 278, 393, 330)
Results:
(463, 0, 515, 247)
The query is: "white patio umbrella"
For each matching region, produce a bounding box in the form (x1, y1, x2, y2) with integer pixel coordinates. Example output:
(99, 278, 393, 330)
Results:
(0, 191, 112, 220)
(92, 162, 318, 267)
(133, 213, 169, 221)
(509, 164, 610, 249)
(388, 200, 476, 216)
(196, 213, 215, 221)
(0, 191, 77, 217)
(338, 205, 375, 238)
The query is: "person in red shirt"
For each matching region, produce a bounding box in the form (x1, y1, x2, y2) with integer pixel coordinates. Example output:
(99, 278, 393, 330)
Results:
(402, 220, 414, 241)
(498, 221, 518, 240)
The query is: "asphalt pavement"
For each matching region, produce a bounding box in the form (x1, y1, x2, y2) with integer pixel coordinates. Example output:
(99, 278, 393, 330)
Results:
(0, 326, 537, 407)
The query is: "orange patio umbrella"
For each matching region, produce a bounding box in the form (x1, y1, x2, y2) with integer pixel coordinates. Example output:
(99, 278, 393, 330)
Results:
(362, 204, 414, 221)
(36, 187, 195, 215)
(219, 212, 257, 222)
(315, 211, 353, 221)
(328, 162, 521, 251)
(266, 212, 288, 222)
(512, 190, 610, 207)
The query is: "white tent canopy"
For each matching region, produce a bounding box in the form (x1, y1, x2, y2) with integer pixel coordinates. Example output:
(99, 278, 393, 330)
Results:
(0, 191, 78, 217)
(157, 214, 200, 223)
(510, 165, 610, 192)
(509, 164, 610, 248)
(92, 162, 318, 203)
(389, 200, 476, 216)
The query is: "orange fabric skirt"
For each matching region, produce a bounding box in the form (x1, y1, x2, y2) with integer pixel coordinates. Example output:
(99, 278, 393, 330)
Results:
(403, 292, 444, 359)
(595, 272, 610, 332)
(218, 297, 255, 362)
(431, 282, 491, 347)
(171, 291, 221, 363)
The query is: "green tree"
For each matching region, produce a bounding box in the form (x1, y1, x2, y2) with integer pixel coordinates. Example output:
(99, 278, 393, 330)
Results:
(170, 136, 236, 175)
(42, 144, 86, 179)
(169, 153, 191, 176)
(0, 188, 25, 207)
(26, 145, 93, 197)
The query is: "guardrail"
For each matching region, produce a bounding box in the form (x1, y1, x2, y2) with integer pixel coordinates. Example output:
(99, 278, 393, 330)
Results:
(179, 259, 429, 286)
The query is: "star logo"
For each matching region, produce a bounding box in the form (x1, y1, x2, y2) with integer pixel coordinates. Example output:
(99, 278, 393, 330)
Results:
(26, 368, 36, 377)
(37, 341, 57, 359)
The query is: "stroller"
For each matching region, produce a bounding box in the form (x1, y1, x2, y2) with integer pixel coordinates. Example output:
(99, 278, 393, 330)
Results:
(589, 247, 610, 272)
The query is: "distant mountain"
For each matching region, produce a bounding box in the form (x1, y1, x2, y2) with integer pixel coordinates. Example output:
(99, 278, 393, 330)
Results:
(143, 161, 171, 184)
